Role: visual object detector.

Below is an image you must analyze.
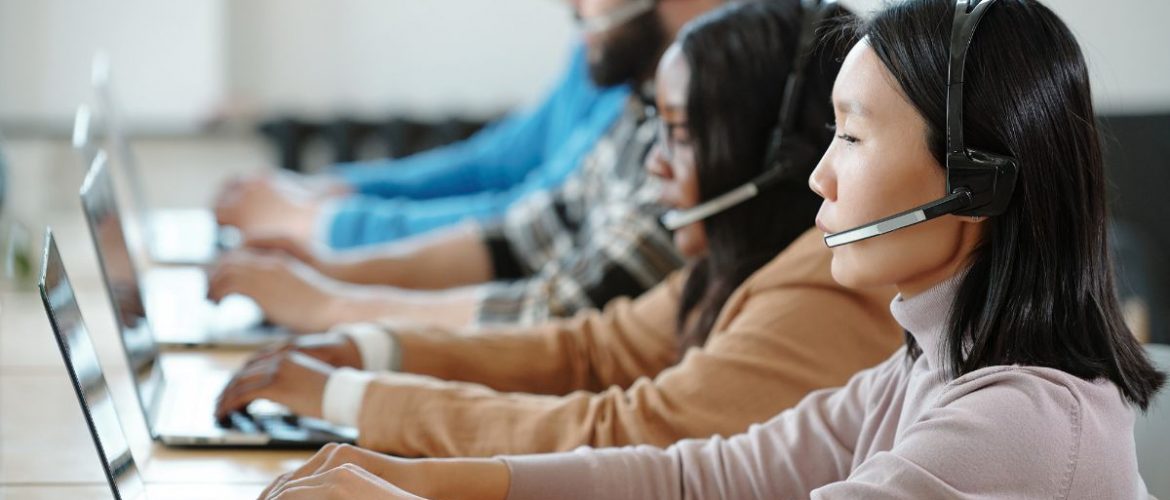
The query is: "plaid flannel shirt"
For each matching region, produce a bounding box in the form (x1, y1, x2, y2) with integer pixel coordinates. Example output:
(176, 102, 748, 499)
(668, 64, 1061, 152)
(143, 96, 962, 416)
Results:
(477, 96, 684, 325)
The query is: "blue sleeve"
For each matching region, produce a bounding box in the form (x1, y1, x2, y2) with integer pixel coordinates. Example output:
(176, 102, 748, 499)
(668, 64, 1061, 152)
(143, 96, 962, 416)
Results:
(328, 191, 517, 249)
(333, 44, 593, 200)
(325, 87, 628, 249)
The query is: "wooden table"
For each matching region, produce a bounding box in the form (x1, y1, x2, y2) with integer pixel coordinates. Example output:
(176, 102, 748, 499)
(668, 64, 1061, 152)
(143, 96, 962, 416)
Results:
(0, 137, 301, 499)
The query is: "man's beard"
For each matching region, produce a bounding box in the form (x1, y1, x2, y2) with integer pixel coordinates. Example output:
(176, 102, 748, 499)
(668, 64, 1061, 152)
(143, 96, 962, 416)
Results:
(587, 10, 667, 87)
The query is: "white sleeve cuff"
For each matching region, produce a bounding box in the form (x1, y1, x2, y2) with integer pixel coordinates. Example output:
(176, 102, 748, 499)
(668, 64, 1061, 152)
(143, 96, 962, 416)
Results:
(315, 198, 340, 245)
(322, 367, 374, 427)
(336, 323, 400, 372)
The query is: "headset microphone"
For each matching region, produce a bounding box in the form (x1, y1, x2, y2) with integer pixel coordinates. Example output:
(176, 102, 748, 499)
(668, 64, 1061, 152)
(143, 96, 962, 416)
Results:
(824, 190, 972, 247)
(662, 0, 836, 231)
(662, 168, 788, 230)
(580, 0, 656, 36)
(823, 0, 1018, 248)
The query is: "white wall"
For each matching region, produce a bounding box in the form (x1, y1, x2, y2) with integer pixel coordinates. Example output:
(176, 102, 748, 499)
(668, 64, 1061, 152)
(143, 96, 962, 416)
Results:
(841, 0, 1170, 114)
(0, 0, 225, 131)
(0, 0, 1166, 134)
(226, 0, 576, 121)
(1058, 0, 1170, 114)
(0, 0, 574, 132)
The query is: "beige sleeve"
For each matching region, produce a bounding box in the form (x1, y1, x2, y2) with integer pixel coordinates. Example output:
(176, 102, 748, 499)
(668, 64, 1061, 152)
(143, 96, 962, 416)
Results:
(352, 281, 902, 458)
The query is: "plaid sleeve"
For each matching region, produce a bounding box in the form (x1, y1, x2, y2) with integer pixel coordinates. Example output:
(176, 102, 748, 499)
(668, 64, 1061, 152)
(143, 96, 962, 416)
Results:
(482, 221, 527, 280)
(475, 202, 683, 325)
(478, 188, 572, 284)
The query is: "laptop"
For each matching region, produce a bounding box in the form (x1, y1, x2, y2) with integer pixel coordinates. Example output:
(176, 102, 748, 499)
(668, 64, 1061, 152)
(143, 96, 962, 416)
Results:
(80, 149, 288, 348)
(39, 229, 148, 499)
(87, 52, 237, 265)
(39, 227, 357, 448)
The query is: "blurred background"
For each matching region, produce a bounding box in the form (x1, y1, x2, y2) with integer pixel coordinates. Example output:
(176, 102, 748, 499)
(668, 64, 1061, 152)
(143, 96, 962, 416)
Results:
(0, 0, 577, 129)
(0, 0, 1167, 342)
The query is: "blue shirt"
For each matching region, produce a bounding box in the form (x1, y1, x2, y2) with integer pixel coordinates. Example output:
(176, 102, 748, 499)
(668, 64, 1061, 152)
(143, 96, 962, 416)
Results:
(326, 45, 629, 249)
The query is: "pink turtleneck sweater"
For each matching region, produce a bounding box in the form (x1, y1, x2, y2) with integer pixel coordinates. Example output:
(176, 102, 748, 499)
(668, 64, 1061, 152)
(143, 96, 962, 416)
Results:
(501, 274, 1152, 499)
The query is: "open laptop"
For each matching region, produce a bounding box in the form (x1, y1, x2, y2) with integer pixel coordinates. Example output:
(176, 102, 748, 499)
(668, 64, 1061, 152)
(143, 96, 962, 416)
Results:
(80, 149, 288, 348)
(87, 52, 237, 265)
(40, 229, 148, 499)
(40, 227, 357, 448)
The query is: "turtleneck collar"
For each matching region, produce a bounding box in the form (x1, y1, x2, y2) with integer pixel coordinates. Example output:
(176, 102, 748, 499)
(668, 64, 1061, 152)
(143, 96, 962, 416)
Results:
(888, 271, 966, 368)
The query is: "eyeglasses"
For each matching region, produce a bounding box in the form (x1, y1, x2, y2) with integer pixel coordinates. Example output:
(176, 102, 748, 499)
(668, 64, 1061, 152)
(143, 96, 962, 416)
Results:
(655, 120, 692, 163)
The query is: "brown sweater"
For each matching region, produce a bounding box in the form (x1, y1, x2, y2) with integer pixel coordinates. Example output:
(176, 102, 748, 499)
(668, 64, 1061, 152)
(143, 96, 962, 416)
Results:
(350, 229, 901, 457)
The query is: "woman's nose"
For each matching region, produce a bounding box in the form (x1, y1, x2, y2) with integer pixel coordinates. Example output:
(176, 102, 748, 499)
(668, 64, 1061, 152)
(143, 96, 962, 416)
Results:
(808, 156, 835, 201)
(644, 143, 673, 181)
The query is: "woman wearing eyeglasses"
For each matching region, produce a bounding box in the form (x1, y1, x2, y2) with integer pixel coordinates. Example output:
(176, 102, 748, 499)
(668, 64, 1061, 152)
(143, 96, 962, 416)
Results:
(214, 0, 905, 462)
(253, 0, 1164, 498)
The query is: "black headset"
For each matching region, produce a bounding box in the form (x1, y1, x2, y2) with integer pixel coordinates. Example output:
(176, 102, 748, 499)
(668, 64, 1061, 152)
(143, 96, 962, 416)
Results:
(823, 0, 1019, 247)
(661, 0, 838, 231)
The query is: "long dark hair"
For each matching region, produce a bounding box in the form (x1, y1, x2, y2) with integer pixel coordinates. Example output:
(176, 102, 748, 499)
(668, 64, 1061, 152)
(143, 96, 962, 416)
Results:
(674, 0, 847, 350)
(585, 4, 667, 86)
(857, 0, 1164, 408)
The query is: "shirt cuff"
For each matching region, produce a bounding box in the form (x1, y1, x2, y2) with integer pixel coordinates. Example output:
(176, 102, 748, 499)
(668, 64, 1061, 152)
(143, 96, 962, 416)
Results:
(322, 367, 374, 427)
(329, 161, 374, 190)
(482, 221, 527, 280)
(335, 323, 401, 372)
(500, 450, 601, 500)
(315, 198, 340, 247)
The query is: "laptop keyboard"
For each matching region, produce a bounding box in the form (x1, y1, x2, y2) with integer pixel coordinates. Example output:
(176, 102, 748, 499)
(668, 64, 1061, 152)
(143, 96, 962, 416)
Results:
(160, 390, 299, 437)
(225, 411, 294, 434)
(156, 372, 356, 444)
(227, 409, 357, 443)
(143, 268, 269, 340)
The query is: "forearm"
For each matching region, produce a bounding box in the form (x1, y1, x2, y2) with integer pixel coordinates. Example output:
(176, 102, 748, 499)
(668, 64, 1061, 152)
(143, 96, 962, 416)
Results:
(326, 223, 494, 289)
(394, 458, 510, 500)
(354, 376, 595, 456)
(354, 371, 702, 457)
(317, 446, 510, 500)
(388, 279, 680, 395)
(394, 323, 586, 395)
(327, 285, 480, 330)
(495, 389, 855, 500)
(333, 99, 549, 201)
(333, 148, 488, 199)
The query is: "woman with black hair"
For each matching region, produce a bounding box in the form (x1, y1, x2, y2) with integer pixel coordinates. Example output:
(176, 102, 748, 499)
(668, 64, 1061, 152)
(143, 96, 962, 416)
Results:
(214, 0, 902, 461)
(252, 0, 1164, 498)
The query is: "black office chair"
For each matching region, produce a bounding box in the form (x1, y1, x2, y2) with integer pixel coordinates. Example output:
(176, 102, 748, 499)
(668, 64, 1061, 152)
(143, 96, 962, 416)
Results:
(257, 117, 322, 173)
(1102, 113, 1170, 345)
(1111, 220, 1167, 344)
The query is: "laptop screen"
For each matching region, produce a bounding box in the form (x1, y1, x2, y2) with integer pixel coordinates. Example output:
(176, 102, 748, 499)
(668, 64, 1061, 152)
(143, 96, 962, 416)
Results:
(91, 53, 154, 226)
(78, 150, 165, 431)
(39, 228, 147, 500)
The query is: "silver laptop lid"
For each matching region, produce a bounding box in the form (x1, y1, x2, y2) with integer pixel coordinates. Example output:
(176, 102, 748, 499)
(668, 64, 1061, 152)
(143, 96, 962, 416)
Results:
(39, 228, 148, 500)
(79, 150, 166, 436)
(90, 52, 154, 227)
(72, 103, 99, 166)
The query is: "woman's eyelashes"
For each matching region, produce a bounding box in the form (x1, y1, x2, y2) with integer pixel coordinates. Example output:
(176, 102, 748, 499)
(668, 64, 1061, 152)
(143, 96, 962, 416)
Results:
(827, 123, 860, 145)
